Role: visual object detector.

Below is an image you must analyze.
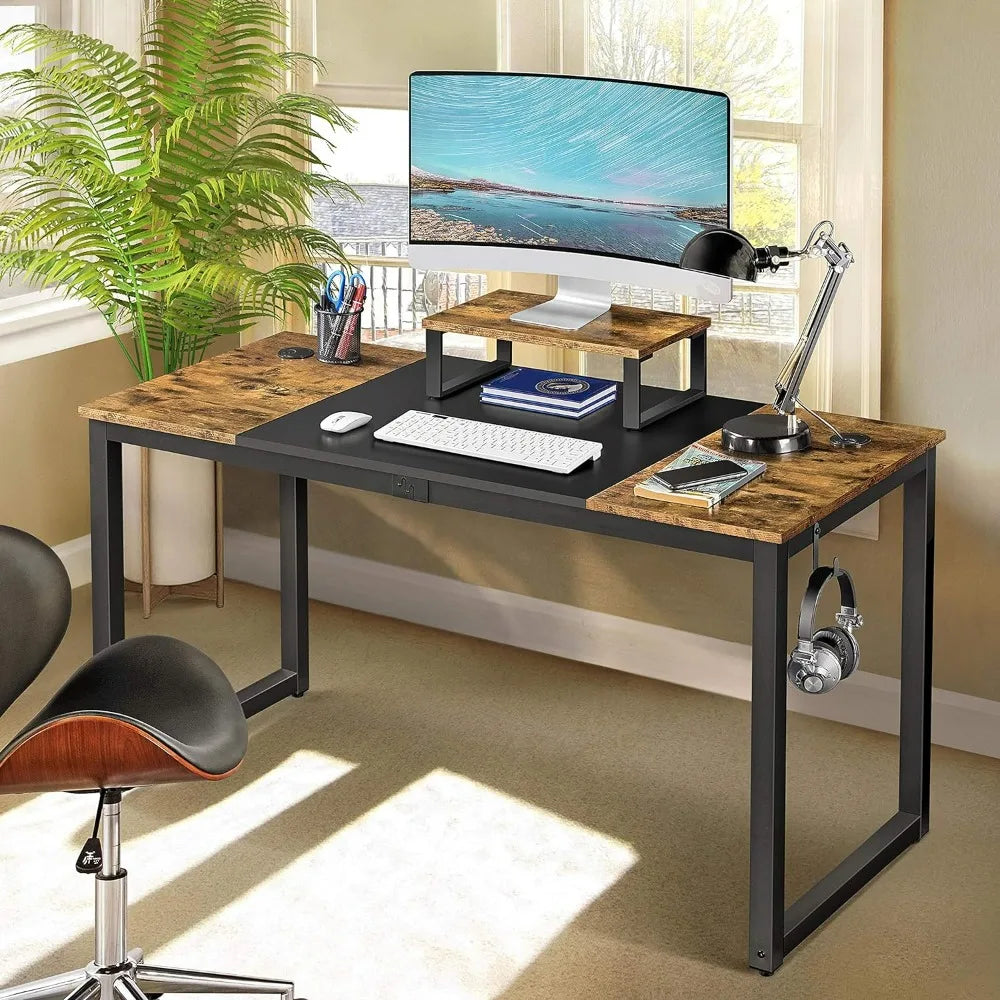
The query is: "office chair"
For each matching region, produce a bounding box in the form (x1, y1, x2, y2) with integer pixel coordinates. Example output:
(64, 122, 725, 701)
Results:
(0, 526, 304, 1000)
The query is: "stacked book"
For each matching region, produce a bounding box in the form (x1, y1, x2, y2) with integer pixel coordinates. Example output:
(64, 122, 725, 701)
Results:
(481, 367, 617, 419)
(634, 444, 766, 509)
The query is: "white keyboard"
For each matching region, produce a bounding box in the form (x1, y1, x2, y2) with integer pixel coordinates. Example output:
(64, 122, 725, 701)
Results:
(373, 410, 602, 474)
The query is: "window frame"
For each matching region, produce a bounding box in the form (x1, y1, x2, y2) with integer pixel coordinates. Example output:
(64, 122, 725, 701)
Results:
(560, 0, 881, 414)
(0, 1, 69, 356)
(291, 4, 503, 359)
(0, 0, 142, 364)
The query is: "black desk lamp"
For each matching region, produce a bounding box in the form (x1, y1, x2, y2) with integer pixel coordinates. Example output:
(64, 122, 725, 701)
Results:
(680, 221, 870, 454)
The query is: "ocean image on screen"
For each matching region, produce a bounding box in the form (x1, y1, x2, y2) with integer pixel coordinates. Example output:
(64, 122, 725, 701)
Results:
(410, 74, 729, 266)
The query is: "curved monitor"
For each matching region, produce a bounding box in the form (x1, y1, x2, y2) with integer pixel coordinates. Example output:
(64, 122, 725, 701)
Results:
(408, 71, 733, 308)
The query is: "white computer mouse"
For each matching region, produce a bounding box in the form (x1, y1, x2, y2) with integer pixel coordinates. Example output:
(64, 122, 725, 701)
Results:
(320, 411, 372, 434)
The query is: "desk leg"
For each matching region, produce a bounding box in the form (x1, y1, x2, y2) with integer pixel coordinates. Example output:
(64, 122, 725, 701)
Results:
(238, 476, 309, 716)
(280, 475, 309, 697)
(899, 449, 935, 835)
(748, 541, 788, 975)
(89, 421, 124, 654)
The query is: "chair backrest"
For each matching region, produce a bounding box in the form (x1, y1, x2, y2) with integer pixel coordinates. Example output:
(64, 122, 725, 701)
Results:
(0, 526, 72, 719)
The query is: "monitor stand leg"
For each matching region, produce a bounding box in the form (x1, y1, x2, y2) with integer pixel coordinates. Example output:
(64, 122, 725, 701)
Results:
(510, 276, 612, 330)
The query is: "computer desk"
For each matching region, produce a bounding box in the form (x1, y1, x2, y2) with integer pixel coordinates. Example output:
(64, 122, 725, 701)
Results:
(80, 328, 944, 977)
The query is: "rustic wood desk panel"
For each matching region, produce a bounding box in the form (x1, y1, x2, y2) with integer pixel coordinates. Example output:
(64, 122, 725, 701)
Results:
(81, 336, 944, 544)
(422, 288, 710, 358)
(587, 408, 945, 543)
(78, 333, 417, 444)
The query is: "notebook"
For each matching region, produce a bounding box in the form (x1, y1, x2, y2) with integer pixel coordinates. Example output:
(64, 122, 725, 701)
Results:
(481, 367, 617, 412)
(633, 444, 766, 509)
(480, 393, 616, 419)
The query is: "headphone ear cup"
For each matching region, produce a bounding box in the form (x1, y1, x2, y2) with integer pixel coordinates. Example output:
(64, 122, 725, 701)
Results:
(813, 626, 858, 681)
(841, 627, 860, 679)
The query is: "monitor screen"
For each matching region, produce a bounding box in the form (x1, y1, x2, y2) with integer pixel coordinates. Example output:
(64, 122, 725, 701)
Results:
(409, 72, 730, 271)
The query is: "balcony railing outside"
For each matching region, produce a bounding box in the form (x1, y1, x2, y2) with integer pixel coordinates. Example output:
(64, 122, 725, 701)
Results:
(611, 281, 797, 341)
(334, 238, 487, 351)
(334, 239, 793, 346)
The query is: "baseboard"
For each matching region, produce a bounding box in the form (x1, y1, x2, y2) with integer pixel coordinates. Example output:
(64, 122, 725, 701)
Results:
(55, 529, 999, 758)
(53, 533, 93, 590)
(224, 529, 1000, 760)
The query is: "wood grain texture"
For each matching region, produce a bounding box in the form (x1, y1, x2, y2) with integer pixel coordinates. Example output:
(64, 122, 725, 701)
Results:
(587, 409, 946, 543)
(0, 715, 239, 794)
(79, 333, 417, 444)
(423, 289, 710, 358)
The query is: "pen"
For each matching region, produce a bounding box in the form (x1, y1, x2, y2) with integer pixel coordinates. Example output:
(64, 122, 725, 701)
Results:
(335, 280, 367, 360)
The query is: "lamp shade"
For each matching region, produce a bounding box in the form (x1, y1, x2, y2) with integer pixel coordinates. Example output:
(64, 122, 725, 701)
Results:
(680, 228, 761, 282)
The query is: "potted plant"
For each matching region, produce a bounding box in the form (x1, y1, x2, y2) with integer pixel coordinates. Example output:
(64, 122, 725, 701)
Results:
(0, 0, 353, 590)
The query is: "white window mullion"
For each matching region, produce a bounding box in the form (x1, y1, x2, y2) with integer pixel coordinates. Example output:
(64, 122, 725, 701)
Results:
(787, 0, 826, 410)
(733, 119, 807, 143)
(824, 0, 883, 423)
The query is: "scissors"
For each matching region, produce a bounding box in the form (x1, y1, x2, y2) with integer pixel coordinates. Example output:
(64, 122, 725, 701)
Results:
(324, 269, 366, 311)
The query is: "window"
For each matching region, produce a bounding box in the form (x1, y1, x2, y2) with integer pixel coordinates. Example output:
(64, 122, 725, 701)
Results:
(0, 0, 125, 365)
(574, 0, 811, 400)
(0, 2, 61, 301)
(311, 107, 488, 358)
(557, 0, 882, 427)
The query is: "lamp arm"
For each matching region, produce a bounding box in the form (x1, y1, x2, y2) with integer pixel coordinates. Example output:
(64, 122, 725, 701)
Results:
(772, 232, 854, 416)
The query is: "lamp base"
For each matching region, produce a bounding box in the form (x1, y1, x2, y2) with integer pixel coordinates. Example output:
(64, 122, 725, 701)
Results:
(721, 413, 811, 455)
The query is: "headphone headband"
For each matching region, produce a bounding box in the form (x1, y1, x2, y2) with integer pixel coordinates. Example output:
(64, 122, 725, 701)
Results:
(797, 564, 858, 642)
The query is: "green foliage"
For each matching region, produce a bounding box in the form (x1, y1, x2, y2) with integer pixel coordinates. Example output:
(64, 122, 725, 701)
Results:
(0, 0, 354, 380)
(732, 142, 796, 247)
(589, 0, 798, 120)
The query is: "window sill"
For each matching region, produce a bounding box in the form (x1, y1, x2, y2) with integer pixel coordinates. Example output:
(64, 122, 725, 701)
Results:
(0, 292, 110, 366)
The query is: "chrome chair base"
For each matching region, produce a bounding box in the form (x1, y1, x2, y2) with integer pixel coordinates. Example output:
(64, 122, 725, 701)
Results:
(0, 952, 297, 1000)
(0, 799, 302, 1000)
(0, 968, 92, 1000)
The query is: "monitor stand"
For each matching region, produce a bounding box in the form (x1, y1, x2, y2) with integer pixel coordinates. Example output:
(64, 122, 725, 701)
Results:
(509, 276, 612, 330)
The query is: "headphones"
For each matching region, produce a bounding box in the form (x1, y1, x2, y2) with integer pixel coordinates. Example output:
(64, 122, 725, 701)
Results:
(787, 559, 864, 695)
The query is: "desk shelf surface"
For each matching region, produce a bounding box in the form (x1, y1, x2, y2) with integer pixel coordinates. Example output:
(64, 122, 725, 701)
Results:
(80, 333, 944, 545)
(588, 409, 945, 543)
(422, 288, 709, 359)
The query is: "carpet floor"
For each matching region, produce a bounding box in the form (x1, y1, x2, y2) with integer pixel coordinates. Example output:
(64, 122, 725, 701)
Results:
(0, 582, 996, 999)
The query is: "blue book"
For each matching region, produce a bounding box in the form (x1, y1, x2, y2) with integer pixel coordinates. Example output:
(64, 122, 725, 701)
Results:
(481, 367, 617, 411)
(481, 393, 616, 419)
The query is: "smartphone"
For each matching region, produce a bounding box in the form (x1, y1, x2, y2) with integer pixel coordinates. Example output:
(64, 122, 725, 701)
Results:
(651, 459, 747, 492)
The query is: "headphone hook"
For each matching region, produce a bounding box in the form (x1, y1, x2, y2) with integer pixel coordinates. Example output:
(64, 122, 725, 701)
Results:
(812, 523, 821, 571)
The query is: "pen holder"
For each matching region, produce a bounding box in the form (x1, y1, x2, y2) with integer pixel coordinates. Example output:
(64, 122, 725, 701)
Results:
(315, 302, 363, 365)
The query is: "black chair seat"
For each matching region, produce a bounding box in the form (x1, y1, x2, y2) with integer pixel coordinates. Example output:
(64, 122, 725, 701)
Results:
(0, 636, 248, 787)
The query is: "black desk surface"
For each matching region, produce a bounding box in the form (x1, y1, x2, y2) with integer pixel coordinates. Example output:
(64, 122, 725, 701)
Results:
(239, 356, 758, 507)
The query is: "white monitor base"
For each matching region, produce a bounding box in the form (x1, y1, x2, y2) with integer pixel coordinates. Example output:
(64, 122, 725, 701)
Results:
(510, 277, 611, 330)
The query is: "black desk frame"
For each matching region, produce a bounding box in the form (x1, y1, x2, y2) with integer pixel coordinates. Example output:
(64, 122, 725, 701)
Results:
(88, 415, 935, 977)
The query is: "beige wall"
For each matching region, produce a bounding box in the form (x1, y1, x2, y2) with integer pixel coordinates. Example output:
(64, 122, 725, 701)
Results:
(312, 0, 498, 105)
(874, 0, 1000, 699)
(228, 0, 1000, 703)
(0, 337, 135, 546)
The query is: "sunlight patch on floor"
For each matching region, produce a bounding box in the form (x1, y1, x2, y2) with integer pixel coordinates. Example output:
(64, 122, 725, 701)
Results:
(153, 769, 638, 1000)
(0, 751, 354, 984)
